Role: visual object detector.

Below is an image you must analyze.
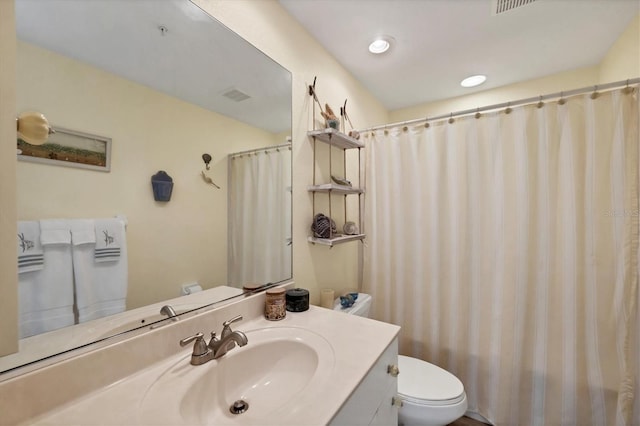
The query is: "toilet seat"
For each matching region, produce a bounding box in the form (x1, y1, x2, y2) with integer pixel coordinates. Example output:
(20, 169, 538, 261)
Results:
(398, 355, 465, 406)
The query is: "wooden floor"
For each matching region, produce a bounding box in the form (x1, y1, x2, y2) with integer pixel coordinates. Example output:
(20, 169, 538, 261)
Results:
(447, 416, 490, 426)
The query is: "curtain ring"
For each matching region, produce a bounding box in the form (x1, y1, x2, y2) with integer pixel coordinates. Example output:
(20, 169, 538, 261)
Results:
(402, 126, 408, 132)
(590, 85, 599, 99)
(424, 117, 430, 128)
(622, 79, 634, 95)
(558, 91, 566, 105)
(504, 102, 512, 114)
(474, 108, 481, 119)
(536, 96, 544, 109)
(448, 113, 455, 124)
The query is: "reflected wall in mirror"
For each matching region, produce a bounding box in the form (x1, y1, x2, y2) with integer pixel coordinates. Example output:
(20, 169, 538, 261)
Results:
(5, 0, 292, 375)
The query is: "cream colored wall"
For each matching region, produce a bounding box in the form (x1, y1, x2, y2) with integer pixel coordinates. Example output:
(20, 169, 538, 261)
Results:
(0, 0, 18, 356)
(390, 14, 640, 124)
(390, 65, 600, 123)
(16, 41, 278, 309)
(599, 13, 640, 83)
(192, 0, 389, 303)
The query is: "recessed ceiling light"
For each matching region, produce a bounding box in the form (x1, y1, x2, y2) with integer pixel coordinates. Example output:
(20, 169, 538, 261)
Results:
(369, 38, 390, 54)
(460, 75, 487, 88)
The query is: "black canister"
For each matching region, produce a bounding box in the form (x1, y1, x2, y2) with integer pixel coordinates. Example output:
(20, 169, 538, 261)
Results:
(286, 288, 310, 312)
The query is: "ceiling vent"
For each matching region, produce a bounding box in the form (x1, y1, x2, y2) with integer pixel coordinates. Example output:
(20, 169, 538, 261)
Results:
(222, 88, 251, 102)
(492, 0, 536, 15)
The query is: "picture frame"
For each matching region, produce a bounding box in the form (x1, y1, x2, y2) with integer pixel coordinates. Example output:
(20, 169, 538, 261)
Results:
(17, 126, 111, 172)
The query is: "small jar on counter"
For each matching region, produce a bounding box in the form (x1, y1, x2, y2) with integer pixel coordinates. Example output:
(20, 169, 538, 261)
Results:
(286, 288, 310, 312)
(264, 287, 286, 321)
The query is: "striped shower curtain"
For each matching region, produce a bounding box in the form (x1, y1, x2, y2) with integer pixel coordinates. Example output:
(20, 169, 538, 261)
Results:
(363, 87, 639, 425)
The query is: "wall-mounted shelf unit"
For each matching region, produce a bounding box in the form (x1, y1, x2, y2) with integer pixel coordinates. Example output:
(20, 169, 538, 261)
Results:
(307, 128, 364, 149)
(308, 128, 364, 247)
(307, 183, 363, 194)
(306, 233, 366, 247)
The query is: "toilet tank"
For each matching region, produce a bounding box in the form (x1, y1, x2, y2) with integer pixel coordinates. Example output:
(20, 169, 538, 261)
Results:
(333, 293, 372, 318)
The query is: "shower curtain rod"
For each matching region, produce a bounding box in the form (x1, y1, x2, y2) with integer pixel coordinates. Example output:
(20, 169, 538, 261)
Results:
(229, 142, 291, 158)
(358, 77, 640, 132)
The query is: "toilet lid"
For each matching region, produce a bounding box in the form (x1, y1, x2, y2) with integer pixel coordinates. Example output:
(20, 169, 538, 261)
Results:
(397, 355, 465, 406)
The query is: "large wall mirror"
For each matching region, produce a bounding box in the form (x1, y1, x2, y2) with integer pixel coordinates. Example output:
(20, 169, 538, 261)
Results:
(4, 0, 292, 374)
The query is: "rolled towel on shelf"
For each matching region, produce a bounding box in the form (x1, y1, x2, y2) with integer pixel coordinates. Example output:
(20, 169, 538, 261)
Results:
(17, 221, 44, 273)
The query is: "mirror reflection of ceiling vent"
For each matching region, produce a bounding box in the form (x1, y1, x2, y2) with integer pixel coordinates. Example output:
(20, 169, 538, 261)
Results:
(492, 0, 536, 15)
(222, 88, 251, 102)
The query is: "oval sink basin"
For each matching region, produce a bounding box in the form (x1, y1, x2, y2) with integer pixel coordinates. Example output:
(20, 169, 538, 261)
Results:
(139, 326, 335, 425)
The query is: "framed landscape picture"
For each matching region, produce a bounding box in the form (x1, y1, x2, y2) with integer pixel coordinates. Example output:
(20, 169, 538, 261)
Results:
(17, 127, 111, 172)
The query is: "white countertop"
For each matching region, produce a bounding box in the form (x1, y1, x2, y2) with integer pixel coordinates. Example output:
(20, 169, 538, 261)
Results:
(24, 305, 400, 425)
(0, 286, 244, 375)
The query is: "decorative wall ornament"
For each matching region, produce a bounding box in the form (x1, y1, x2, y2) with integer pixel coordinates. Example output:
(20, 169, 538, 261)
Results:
(17, 126, 111, 172)
(151, 170, 173, 202)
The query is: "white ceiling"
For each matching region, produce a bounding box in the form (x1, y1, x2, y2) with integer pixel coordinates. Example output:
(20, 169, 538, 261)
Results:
(279, 0, 639, 111)
(15, 0, 291, 134)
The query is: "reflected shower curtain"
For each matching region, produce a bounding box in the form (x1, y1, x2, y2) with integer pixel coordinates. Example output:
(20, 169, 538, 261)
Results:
(363, 88, 639, 425)
(228, 146, 291, 286)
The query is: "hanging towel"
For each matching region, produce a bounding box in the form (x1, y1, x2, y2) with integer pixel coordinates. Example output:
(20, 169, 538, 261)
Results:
(70, 219, 95, 246)
(17, 221, 44, 273)
(94, 219, 121, 263)
(18, 220, 74, 338)
(71, 218, 128, 323)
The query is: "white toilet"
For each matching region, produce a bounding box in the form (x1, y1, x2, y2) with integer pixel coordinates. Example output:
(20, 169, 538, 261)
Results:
(334, 293, 468, 426)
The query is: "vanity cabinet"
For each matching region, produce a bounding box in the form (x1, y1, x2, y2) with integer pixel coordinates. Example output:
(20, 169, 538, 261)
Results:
(330, 337, 399, 426)
(308, 128, 365, 247)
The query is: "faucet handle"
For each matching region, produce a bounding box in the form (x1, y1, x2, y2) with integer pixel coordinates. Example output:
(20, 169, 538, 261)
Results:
(220, 315, 243, 350)
(221, 315, 243, 339)
(179, 332, 208, 356)
(222, 315, 243, 328)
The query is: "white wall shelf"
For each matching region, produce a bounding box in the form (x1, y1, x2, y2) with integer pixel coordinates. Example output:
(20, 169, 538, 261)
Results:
(307, 183, 364, 194)
(307, 234, 366, 247)
(307, 128, 364, 150)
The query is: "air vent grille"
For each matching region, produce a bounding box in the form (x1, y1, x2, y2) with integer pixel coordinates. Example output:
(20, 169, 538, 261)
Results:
(494, 0, 536, 14)
(222, 88, 250, 102)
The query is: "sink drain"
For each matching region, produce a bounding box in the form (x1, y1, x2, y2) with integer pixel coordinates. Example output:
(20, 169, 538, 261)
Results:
(229, 399, 249, 415)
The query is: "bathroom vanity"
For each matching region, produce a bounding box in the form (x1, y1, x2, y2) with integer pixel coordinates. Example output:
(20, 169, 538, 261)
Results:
(0, 286, 400, 425)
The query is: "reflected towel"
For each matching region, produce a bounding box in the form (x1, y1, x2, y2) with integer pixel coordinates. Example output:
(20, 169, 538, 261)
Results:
(94, 219, 121, 263)
(18, 220, 74, 338)
(71, 218, 128, 323)
(17, 221, 44, 273)
(70, 219, 95, 246)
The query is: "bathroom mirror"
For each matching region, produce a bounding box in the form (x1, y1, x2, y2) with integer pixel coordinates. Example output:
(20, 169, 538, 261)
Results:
(5, 0, 292, 374)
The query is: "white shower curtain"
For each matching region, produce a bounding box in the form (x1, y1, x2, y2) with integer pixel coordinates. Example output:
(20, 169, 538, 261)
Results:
(228, 146, 291, 287)
(363, 88, 639, 426)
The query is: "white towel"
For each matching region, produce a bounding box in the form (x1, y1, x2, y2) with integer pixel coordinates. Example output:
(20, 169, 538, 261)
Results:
(71, 218, 128, 323)
(17, 221, 44, 273)
(18, 220, 74, 338)
(94, 219, 121, 263)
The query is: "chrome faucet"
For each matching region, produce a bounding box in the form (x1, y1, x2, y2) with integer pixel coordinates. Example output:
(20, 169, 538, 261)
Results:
(179, 315, 248, 365)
